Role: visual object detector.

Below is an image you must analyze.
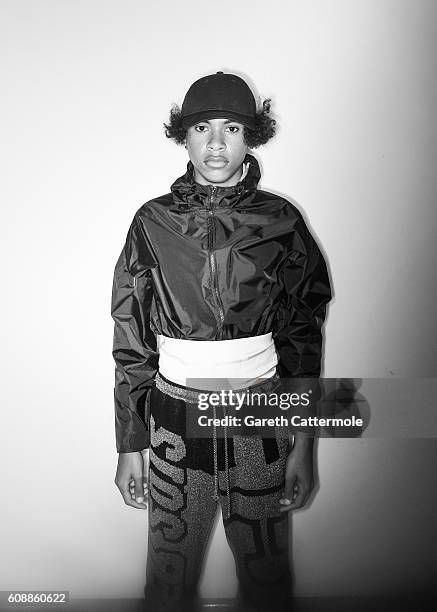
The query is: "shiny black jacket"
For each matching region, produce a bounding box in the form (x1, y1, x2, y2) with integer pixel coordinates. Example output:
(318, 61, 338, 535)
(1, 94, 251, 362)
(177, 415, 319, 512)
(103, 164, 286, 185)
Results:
(111, 153, 332, 452)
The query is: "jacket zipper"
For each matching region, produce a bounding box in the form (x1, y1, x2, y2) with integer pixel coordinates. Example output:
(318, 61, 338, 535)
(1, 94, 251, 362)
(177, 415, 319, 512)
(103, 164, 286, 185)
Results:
(208, 186, 225, 337)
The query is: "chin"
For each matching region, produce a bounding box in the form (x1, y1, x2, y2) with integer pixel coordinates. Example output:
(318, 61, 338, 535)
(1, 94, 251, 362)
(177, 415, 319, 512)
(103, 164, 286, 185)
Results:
(203, 170, 231, 182)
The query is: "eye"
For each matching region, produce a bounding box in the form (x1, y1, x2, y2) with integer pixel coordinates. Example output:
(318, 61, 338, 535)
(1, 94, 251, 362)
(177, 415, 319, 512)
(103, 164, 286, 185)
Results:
(227, 125, 241, 133)
(194, 123, 208, 132)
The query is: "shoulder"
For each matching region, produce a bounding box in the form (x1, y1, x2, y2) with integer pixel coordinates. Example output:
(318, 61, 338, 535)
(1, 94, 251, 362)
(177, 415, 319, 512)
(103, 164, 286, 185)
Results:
(254, 190, 322, 261)
(254, 189, 305, 219)
(121, 201, 161, 272)
(253, 189, 310, 240)
(134, 192, 173, 221)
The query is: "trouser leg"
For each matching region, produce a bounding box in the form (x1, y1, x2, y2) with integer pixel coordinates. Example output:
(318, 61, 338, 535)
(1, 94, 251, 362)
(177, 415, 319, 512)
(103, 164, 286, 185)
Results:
(144, 398, 218, 611)
(220, 434, 294, 611)
(143, 383, 293, 610)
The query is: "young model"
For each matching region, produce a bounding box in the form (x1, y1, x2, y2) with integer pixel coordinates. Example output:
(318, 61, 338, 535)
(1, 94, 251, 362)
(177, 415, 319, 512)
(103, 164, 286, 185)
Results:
(111, 71, 332, 611)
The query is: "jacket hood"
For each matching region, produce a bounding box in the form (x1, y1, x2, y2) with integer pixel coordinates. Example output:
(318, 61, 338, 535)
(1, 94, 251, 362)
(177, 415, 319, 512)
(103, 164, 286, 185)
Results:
(170, 152, 261, 208)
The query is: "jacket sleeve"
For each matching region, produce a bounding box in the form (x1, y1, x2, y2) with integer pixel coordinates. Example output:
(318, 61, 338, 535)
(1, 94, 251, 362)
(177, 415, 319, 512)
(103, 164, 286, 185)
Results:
(273, 211, 332, 431)
(111, 212, 159, 453)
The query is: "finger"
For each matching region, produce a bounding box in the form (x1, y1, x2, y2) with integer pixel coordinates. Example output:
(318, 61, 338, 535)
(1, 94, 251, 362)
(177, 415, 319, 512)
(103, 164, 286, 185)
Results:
(290, 486, 307, 509)
(142, 455, 150, 498)
(129, 482, 149, 505)
(279, 475, 296, 506)
(279, 487, 310, 512)
(134, 477, 146, 504)
(142, 450, 149, 478)
(131, 478, 148, 496)
(118, 480, 147, 509)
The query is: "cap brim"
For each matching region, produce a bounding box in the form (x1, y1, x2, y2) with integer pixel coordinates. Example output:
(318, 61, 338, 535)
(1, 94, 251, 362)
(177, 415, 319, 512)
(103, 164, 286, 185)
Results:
(181, 110, 256, 130)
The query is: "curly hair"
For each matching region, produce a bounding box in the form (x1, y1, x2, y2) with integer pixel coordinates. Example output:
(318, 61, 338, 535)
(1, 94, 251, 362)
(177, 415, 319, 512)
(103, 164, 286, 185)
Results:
(163, 99, 276, 149)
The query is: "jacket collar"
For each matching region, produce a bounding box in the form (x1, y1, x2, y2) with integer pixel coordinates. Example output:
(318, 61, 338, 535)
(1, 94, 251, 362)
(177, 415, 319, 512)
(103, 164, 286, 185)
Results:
(170, 152, 261, 209)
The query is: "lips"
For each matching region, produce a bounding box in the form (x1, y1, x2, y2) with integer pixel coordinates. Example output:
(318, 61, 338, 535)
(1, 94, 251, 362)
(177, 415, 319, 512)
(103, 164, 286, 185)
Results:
(204, 156, 228, 167)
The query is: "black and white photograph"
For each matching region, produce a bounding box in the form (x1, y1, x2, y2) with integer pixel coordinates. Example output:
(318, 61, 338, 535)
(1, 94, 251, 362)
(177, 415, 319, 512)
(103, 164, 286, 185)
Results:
(1, 1, 436, 611)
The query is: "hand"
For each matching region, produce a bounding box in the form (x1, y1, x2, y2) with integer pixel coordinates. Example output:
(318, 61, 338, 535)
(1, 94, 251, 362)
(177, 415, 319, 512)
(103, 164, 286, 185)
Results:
(279, 444, 314, 512)
(115, 450, 149, 510)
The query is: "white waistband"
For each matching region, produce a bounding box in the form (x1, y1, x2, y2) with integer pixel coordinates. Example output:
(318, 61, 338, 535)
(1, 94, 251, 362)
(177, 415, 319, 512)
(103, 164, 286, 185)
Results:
(156, 333, 278, 391)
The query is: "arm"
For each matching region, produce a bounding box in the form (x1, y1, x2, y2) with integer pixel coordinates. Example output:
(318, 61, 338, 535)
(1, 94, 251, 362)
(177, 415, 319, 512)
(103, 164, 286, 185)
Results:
(111, 212, 158, 508)
(273, 211, 332, 511)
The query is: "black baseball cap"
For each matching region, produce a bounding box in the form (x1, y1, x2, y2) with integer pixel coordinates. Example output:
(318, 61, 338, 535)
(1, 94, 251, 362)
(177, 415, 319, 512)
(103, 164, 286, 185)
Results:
(181, 71, 257, 130)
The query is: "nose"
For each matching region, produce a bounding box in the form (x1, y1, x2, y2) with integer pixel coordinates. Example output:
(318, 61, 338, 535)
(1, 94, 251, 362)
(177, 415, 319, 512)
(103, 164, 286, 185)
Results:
(207, 128, 226, 151)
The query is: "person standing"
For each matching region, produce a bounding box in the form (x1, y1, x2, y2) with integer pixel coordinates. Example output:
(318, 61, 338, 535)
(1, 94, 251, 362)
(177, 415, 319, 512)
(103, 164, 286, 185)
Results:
(111, 71, 332, 611)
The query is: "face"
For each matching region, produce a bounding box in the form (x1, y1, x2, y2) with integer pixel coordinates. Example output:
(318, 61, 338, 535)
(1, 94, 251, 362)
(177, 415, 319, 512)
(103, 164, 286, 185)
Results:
(185, 118, 248, 187)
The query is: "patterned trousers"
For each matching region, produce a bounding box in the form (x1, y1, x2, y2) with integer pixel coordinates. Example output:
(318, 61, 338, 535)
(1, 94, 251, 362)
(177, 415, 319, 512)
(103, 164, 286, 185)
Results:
(144, 384, 294, 611)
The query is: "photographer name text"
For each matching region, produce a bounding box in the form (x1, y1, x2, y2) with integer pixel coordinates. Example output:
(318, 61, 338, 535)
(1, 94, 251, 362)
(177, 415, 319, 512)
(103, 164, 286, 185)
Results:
(198, 415, 364, 427)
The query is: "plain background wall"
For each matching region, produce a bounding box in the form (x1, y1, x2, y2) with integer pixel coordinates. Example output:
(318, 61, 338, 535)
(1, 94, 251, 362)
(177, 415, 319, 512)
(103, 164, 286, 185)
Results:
(1, 0, 436, 602)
